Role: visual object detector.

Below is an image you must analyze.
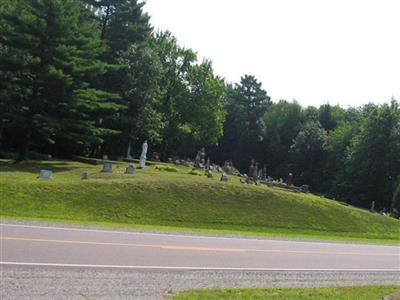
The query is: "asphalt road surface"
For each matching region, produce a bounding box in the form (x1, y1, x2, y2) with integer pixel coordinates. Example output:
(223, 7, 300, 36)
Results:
(1, 222, 399, 299)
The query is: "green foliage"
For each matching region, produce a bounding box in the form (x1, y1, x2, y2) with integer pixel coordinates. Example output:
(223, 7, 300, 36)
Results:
(183, 61, 226, 145)
(219, 75, 271, 170)
(85, 0, 151, 54)
(102, 42, 165, 155)
(263, 100, 302, 175)
(338, 101, 400, 209)
(0, 0, 121, 160)
(318, 104, 345, 131)
(392, 177, 400, 211)
(290, 121, 327, 187)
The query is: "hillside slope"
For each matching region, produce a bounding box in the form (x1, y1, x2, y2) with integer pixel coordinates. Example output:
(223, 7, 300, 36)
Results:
(1, 159, 399, 242)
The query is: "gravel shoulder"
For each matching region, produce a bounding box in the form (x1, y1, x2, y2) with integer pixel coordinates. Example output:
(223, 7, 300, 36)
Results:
(2, 265, 399, 300)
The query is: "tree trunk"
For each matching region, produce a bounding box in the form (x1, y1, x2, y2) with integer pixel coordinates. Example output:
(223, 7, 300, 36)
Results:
(100, 5, 110, 42)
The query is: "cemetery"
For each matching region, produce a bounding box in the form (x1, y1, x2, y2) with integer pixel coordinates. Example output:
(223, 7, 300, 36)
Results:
(1, 154, 399, 244)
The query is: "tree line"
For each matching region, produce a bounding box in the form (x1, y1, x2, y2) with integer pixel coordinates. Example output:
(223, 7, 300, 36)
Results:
(1, 0, 399, 212)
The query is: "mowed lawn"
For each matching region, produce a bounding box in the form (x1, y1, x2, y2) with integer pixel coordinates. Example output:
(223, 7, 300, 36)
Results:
(1, 159, 399, 243)
(172, 285, 400, 300)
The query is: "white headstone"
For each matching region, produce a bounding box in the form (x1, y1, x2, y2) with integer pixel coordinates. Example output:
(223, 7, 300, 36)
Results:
(39, 170, 53, 180)
(102, 162, 112, 173)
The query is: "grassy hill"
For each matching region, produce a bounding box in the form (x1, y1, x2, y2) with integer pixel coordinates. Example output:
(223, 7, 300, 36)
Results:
(1, 159, 399, 243)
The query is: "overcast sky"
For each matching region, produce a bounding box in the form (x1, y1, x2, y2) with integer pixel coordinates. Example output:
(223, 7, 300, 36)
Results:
(144, 0, 399, 107)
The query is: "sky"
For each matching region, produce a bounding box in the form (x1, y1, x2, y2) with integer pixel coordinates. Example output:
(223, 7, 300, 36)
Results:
(143, 0, 400, 108)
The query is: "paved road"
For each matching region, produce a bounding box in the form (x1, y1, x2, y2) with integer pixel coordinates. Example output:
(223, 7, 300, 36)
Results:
(1, 223, 399, 271)
(1, 223, 399, 299)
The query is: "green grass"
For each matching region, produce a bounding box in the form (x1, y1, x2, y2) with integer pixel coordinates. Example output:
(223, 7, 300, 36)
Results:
(172, 285, 400, 300)
(1, 159, 399, 243)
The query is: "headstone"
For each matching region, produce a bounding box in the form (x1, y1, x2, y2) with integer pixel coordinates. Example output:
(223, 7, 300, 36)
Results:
(199, 147, 206, 161)
(253, 162, 259, 181)
(220, 172, 229, 182)
(248, 160, 255, 179)
(300, 185, 309, 193)
(370, 201, 375, 212)
(39, 170, 52, 180)
(139, 140, 148, 168)
(261, 165, 267, 180)
(102, 154, 108, 160)
(206, 157, 210, 170)
(194, 153, 201, 167)
(152, 152, 160, 162)
(287, 172, 294, 186)
(207, 170, 213, 178)
(125, 165, 135, 174)
(102, 162, 112, 173)
(82, 171, 89, 180)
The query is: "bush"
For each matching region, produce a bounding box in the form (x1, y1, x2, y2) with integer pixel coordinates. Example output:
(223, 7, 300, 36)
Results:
(155, 165, 178, 172)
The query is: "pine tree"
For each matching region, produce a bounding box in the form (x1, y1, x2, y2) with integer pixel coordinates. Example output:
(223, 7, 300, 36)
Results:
(0, 0, 122, 160)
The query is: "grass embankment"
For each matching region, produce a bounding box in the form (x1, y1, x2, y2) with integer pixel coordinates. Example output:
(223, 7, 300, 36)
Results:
(172, 286, 400, 300)
(1, 159, 399, 243)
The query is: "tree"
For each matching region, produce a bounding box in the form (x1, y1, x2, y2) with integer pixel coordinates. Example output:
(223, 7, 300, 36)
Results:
(152, 31, 196, 156)
(182, 60, 226, 146)
(219, 75, 271, 170)
(301, 106, 319, 122)
(324, 122, 356, 193)
(392, 177, 400, 212)
(84, 0, 151, 54)
(290, 121, 327, 188)
(102, 42, 165, 156)
(318, 104, 345, 131)
(338, 101, 400, 209)
(263, 100, 302, 177)
(0, 0, 121, 160)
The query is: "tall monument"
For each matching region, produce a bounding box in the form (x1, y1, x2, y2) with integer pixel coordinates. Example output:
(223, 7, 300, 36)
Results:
(139, 140, 148, 168)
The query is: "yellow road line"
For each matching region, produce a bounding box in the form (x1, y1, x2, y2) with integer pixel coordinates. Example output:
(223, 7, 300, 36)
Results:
(1, 237, 245, 252)
(1, 236, 396, 256)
